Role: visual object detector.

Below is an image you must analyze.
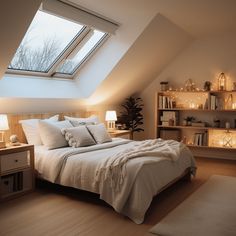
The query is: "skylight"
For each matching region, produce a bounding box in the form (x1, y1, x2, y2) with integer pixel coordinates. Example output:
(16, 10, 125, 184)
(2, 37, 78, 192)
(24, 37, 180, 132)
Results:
(9, 11, 84, 73)
(7, 7, 110, 79)
(57, 30, 106, 75)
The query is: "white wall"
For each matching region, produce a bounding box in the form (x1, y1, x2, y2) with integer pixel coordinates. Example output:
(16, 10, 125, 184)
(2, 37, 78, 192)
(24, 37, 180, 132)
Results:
(140, 33, 236, 139)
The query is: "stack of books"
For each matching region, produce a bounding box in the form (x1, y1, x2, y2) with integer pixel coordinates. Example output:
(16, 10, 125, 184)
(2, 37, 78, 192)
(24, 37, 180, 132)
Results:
(193, 132, 208, 146)
(159, 95, 175, 109)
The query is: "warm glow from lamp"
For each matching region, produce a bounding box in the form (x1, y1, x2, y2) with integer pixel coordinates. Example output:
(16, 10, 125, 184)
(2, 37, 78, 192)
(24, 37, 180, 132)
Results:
(0, 114, 9, 148)
(218, 72, 227, 91)
(105, 111, 117, 130)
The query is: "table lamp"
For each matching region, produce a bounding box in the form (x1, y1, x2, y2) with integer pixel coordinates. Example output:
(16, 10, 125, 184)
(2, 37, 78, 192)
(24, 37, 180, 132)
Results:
(105, 111, 117, 130)
(0, 114, 9, 148)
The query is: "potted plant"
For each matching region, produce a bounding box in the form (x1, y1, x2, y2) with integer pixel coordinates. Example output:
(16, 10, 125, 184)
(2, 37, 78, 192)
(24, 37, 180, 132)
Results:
(185, 116, 195, 126)
(117, 96, 144, 139)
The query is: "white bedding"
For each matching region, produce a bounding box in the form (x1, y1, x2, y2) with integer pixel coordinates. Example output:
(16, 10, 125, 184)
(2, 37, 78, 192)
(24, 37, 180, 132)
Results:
(35, 138, 196, 224)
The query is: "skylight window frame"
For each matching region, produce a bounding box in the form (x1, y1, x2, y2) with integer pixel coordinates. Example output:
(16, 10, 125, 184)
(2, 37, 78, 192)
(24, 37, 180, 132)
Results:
(53, 31, 109, 79)
(6, 0, 118, 80)
(7, 26, 89, 79)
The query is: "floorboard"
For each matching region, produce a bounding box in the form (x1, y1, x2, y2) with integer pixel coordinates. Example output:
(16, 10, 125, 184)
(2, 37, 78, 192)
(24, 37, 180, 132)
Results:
(1, 157, 236, 236)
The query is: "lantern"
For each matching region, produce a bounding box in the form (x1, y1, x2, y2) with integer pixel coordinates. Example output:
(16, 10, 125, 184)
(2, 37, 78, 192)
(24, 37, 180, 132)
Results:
(218, 72, 227, 91)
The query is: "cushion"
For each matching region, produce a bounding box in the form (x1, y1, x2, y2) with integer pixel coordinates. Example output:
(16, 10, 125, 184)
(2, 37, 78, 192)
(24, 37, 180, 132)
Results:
(19, 115, 59, 145)
(38, 120, 73, 150)
(62, 126, 96, 147)
(87, 123, 112, 144)
(64, 115, 99, 126)
(69, 120, 96, 127)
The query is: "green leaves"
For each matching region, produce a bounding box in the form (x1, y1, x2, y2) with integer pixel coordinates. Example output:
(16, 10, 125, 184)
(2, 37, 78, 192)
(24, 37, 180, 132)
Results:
(118, 96, 144, 135)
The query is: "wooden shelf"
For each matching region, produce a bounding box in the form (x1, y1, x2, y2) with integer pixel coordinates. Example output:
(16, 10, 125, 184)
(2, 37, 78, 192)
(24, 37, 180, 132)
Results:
(187, 145, 236, 151)
(160, 90, 236, 93)
(156, 90, 236, 158)
(159, 108, 236, 112)
(158, 125, 236, 131)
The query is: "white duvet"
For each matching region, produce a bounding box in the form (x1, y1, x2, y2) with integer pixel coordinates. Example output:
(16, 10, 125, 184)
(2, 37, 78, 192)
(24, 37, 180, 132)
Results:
(35, 138, 196, 224)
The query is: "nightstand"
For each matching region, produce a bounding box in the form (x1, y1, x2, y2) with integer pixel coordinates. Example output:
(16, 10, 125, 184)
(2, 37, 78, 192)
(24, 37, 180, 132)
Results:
(0, 144, 34, 201)
(108, 130, 131, 139)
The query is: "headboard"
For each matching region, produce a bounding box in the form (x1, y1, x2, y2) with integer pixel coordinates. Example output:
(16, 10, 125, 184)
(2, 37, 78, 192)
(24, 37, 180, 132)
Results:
(5, 111, 92, 143)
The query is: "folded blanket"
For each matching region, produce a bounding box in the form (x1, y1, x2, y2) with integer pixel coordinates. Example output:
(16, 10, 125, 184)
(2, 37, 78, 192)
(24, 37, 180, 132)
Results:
(95, 139, 184, 191)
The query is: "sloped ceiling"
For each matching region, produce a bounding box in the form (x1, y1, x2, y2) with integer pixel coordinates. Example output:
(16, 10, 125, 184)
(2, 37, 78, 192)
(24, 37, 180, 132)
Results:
(86, 14, 192, 105)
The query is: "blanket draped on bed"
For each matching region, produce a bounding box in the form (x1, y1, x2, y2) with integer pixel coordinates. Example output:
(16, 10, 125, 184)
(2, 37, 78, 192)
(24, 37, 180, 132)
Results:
(95, 139, 183, 191)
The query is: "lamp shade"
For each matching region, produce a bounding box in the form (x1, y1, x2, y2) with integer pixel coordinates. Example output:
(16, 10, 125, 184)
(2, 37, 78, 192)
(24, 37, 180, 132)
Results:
(105, 111, 117, 121)
(0, 114, 9, 131)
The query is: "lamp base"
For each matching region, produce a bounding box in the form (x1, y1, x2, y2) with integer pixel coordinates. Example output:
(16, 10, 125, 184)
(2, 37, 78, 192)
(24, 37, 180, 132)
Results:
(107, 121, 116, 130)
(0, 141, 6, 149)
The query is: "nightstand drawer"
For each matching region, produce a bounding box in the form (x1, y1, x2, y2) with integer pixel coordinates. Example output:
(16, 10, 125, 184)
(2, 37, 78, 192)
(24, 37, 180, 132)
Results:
(1, 151, 29, 172)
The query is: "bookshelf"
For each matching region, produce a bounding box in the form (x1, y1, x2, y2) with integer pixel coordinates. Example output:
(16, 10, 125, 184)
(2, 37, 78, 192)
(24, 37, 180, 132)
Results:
(0, 144, 34, 201)
(156, 90, 236, 158)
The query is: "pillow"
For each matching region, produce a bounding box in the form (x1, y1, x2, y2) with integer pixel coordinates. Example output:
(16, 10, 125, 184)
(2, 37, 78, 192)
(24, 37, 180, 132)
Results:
(87, 123, 112, 144)
(64, 115, 99, 125)
(38, 120, 73, 150)
(62, 126, 96, 147)
(19, 115, 59, 145)
(69, 120, 95, 127)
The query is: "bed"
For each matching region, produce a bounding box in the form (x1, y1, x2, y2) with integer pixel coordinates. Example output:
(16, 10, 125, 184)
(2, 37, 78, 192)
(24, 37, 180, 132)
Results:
(34, 138, 195, 224)
(9, 112, 196, 224)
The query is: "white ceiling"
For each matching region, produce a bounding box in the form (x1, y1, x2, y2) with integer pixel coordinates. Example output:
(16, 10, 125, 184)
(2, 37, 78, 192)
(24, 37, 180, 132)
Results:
(71, 0, 236, 38)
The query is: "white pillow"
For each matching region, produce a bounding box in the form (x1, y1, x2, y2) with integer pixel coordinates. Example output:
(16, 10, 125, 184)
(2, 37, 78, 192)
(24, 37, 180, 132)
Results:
(64, 115, 99, 125)
(19, 115, 59, 145)
(62, 126, 96, 147)
(87, 123, 112, 144)
(38, 120, 73, 150)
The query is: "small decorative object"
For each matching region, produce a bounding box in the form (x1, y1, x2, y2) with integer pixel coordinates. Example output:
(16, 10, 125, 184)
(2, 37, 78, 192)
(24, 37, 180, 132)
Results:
(213, 118, 220, 128)
(225, 94, 233, 110)
(0, 114, 9, 148)
(198, 104, 203, 109)
(116, 124, 123, 130)
(191, 121, 206, 127)
(182, 119, 187, 126)
(10, 134, 18, 143)
(232, 103, 236, 109)
(218, 72, 227, 91)
(203, 81, 212, 91)
(225, 122, 230, 129)
(222, 130, 233, 147)
(185, 79, 195, 91)
(9, 134, 21, 146)
(105, 110, 117, 130)
(185, 116, 195, 126)
(160, 81, 169, 91)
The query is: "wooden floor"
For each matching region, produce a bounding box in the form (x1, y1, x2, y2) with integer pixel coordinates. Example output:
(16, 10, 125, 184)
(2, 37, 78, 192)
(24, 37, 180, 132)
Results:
(1, 157, 236, 236)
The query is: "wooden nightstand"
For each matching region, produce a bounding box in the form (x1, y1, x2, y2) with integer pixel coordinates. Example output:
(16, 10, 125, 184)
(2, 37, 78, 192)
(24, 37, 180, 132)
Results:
(108, 130, 131, 139)
(0, 144, 34, 201)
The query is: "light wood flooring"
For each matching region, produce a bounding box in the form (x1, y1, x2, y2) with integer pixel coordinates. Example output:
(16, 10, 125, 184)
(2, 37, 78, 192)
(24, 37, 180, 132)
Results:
(1, 157, 236, 236)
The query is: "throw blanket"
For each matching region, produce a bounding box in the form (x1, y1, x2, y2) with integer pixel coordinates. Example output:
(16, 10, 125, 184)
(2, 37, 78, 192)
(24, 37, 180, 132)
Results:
(95, 139, 184, 191)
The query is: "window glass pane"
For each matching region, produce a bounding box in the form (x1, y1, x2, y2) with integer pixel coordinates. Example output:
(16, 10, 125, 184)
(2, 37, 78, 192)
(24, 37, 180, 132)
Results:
(56, 30, 106, 74)
(8, 11, 84, 73)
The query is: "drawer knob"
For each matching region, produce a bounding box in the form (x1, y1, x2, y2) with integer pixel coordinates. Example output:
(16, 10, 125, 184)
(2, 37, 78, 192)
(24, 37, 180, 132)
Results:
(15, 159, 18, 162)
